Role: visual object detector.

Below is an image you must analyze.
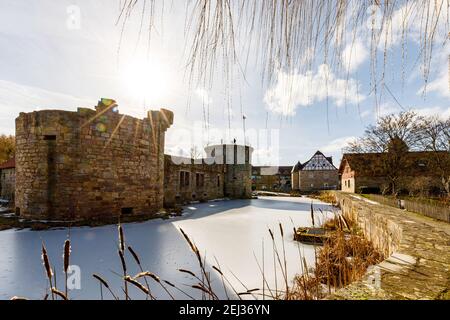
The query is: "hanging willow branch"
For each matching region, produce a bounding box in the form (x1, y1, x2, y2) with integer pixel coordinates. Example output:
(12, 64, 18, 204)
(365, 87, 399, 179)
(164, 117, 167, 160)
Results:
(117, 0, 449, 97)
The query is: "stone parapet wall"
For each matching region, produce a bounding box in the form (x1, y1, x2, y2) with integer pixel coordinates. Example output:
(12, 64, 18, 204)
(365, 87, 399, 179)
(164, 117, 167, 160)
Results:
(331, 192, 450, 299)
(15, 105, 173, 220)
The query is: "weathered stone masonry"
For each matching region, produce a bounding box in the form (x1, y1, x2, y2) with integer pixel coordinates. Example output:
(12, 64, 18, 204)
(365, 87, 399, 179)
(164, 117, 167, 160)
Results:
(15, 100, 173, 220)
(0, 158, 15, 201)
(164, 144, 253, 207)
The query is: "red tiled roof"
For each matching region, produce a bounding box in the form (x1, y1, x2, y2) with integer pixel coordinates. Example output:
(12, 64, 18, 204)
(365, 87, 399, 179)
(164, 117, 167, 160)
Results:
(0, 157, 15, 169)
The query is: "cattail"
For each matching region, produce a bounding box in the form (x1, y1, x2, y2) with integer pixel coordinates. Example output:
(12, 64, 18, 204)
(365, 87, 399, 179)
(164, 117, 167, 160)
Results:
(118, 224, 125, 253)
(124, 276, 149, 295)
(268, 228, 274, 240)
(93, 274, 110, 289)
(279, 223, 284, 237)
(310, 202, 315, 226)
(178, 269, 197, 277)
(51, 288, 68, 300)
(118, 249, 127, 274)
(192, 284, 212, 295)
(163, 280, 175, 287)
(212, 266, 223, 276)
(63, 240, 71, 273)
(118, 248, 128, 300)
(128, 246, 140, 265)
(135, 271, 160, 283)
(41, 244, 53, 280)
(63, 239, 71, 299)
(92, 274, 118, 300)
(147, 272, 160, 283)
(128, 246, 153, 300)
(179, 228, 195, 252)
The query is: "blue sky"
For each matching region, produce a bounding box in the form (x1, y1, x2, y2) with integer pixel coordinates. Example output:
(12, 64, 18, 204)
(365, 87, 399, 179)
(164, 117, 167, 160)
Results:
(0, 0, 448, 166)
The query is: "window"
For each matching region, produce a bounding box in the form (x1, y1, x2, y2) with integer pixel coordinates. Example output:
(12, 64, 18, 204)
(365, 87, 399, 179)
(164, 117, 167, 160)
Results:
(180, 171, 190, 188)
(43, 135, 56, 141)
(196, 173, 205, 188)
(121, 207, 134, 215)
(309, 173, 314, 178)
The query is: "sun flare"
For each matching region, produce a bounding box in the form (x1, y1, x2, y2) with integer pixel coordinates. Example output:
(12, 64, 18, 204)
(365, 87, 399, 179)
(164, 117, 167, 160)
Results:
(121, 58, 170, 103)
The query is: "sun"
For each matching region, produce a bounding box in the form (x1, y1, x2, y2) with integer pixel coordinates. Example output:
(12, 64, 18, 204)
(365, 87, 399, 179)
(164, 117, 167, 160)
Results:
(121, 58, 170, 104)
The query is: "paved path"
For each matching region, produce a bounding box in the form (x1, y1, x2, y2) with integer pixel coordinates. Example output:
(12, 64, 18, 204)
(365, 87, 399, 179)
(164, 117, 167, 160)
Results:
(333, 193, 450, 300)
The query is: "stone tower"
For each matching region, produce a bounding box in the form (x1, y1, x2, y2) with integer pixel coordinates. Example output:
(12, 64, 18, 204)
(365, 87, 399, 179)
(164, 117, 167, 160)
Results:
(15, 99, 173, 220)
(204, 144, 253, 199)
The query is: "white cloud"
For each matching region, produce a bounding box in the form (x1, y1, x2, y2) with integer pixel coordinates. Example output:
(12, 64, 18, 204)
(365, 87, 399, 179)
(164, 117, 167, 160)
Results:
(413, 106, 450, 120)
(342, 40, 369, 73)
(421, 69, 450, 99)
(364, 102, 450, 120)
(264, 64, 365, 116)
(321, 136, 357, 154)
(0, 79, 95, 135)
(378, 102, 402, 117)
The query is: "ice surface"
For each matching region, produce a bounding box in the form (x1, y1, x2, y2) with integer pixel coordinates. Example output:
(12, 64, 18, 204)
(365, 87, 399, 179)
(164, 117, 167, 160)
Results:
(0, 196, 335, 300)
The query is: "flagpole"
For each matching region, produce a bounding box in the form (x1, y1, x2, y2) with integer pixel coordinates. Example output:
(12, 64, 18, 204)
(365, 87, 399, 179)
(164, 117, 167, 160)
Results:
(243, 114, 247, 145)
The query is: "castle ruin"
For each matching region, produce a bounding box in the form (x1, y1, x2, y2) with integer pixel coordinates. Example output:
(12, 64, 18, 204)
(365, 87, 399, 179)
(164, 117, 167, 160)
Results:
(14, 99, 253, 220)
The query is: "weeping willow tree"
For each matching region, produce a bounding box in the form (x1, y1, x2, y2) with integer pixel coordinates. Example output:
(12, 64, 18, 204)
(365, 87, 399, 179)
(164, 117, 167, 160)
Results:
(117, 0, 449, 117)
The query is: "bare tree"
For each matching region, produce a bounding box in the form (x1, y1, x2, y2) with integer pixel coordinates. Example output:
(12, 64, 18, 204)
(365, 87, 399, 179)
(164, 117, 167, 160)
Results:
(346, 111, 422, 152)
(345, 111, 422, 195)
(417, 116, 450, 197)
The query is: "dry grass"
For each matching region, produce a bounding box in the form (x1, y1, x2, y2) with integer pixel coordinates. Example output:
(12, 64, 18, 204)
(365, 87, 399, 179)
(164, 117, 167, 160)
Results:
(308, 191, 338, 206)
(315, 231, 384, 289)
(288, 213, 384, 299)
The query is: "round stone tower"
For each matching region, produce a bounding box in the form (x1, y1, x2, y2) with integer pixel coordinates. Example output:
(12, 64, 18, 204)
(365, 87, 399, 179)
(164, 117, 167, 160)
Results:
(204, 144, 253, 199)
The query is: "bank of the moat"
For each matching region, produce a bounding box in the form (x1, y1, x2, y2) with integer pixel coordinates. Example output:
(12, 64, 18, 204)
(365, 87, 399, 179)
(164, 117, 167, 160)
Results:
(331, 192, 450, 300)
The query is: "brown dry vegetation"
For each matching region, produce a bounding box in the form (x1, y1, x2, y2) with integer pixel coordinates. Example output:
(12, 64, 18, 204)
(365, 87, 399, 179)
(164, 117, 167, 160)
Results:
(309, 191, 338, 205)
(0, 135, 15, 163)
(288, 215, 384, 300)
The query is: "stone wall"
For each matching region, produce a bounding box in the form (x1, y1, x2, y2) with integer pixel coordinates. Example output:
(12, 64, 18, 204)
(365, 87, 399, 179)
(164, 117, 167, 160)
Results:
(298, 170, 339, 191)
(331, 192, 450, 299)
(164, 155, 225, 207)
(291, 172, 299, 190)
(0, 168, 15, 201)
(15, 101, 173, 220)
(205, 145, 253, 199)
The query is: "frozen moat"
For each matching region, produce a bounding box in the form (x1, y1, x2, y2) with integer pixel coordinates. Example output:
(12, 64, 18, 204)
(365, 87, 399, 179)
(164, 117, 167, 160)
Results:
(0, 196, 335, 300)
